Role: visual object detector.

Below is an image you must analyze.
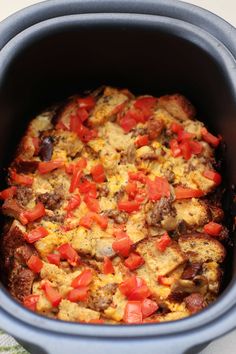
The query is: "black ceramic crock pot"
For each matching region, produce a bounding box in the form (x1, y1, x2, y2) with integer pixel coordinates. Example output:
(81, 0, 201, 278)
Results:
(0, 1, 236, 353)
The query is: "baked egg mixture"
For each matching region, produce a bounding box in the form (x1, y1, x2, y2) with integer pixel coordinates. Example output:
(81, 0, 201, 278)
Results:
(1, 86, 227, 324)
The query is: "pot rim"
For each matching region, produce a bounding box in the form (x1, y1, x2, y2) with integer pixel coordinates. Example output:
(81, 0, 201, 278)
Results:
(0, 12, 236, 340)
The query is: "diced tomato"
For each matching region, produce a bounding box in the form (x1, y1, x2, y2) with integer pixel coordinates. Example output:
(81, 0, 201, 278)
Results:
(124, 252, 144, 270)
(23, 294, 40, 311)
(55, 120, 69, 131)
(92, 213, 108, 229)
(57, 243, 79, 266)
(0, 186, 17, 200)
(120, 114, 137, 133)
(76, 157, 87, 170)
(24, 226, 49, 243)
(155, 232, 172, 252)
(27, 255, 43, 273)
(146, 176, 170, 201)
(42, 282, 62, 307)
(71, 269, 93, 288)
(84, 195, 100, 213)
(141, 299, 159, 319)
(201, 127, 220, 147)
(170, 139, 182, 157)
(67, 287, 89, 302)
(175, 186, 204, 199)
(70, 114, 81, 134)
(170, 122, 183, 134)
(65, 195, 81, 214)
(203, 221, 223, 236)
(20, 202, 46, 225)
(77, 108, 89, 122)
(117, 200, 141, 213)
(179, 141, 191, 160)
(11, 170, 33, 186)
(157, 275, 174, 286)
(77, 96, 96, 110)
(135, 135, 149, 147)
(103, 257, 114, 274)
(177, 130, 194, 142)
(203, 170, 222, 186)
(69, 168, 82, 193)
(123, 301, 143, 324)
(79, 214, 94, 229)
(47, 253, 60, 266)
(38, 160, 64, 174)
(189, 140, 203, 155)
(128, 171, 147, 184)
(128, 282, 151, 301)
(134, 96, 157, 111)
(125, 182, 138, 199)
(91, 164, 106, 183)
(79, 180, 97, 197)
(119, 276, 138, 297)
(77, 123, 98, 143)
(112, 231, 132, 257)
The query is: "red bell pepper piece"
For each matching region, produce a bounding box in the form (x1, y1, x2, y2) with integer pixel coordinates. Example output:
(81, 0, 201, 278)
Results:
(79, 214, 94, 229)
(175, 186, 204, 199)
(170, 122, 183, 134)
(119, 276, 150, 301)
(11, 170, 33, 186)
(119, 276, 138, 297)
(38, 160, 64, 174)
(203, 221, 223, 236)
(27, 255, 43, 273)
(77, 96, 96, 110)
(0, 186, 17, 200)
(103, 257, 115, 274)
(67, 287, 89, 302)
(91, 163, 106, 183)
(141, 299, 159, 319)
(77, 108, 89, 122)
(203, 170, 222, 186)
(20, 202, 46, 224)
(84, 195, 100, 213)
(69, 168, 82, 193)
(92, 213, 108, 229)
(41, 282, 62, 307)
(135, 135, 149, 147)
(117, 200, 141, 213)
(146, 176, 170, 201)
(57, 243, 79, 266)
(47, 253, 60, 266)
(170, 139, 182, 157)
(155, 232, 172, 252)
(71, 269, 93, 288)
(125, 182, 138, 199)
(24, 226, 49, 243)
(177, 130, 194, 142)
(112, 231, 132, 257)
(23, 294, 40, 311)
(65, 194, 81, 213)
(189, 140, 203, 155)
(201, 127, 220, 147)
(79, 180, 97, 197)
(134, 96, 157, 111)
(124, 252, 145, 270)
(179, 141, 191, 160)
(123, 301, 143, 324)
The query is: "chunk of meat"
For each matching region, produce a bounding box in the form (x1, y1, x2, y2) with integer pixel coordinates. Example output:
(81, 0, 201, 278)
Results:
(12, 159, 39, 174)
(184, 293, 206, 313)
(157, 94, 196, 121)
(88, 283, 117, 311)
(15, 186, 33, 207)
(181, 262, 202, 280)
(146, 198, 176, 227)
(105, 209, 128, 224)
(37, 192, 63, 210)
(9, 267, 35, 302)
(147, 118, 164, 140)
(2, 199, 25, 222)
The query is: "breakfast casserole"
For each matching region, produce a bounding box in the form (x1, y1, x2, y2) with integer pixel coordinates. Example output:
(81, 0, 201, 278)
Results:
(0, 86, 227, 324)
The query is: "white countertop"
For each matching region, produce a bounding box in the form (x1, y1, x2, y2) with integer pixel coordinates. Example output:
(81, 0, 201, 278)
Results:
(0, 1, 235, 353)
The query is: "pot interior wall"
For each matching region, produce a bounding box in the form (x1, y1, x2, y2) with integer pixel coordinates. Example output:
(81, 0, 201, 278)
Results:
(0, 21, 235, 282)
